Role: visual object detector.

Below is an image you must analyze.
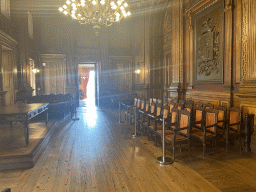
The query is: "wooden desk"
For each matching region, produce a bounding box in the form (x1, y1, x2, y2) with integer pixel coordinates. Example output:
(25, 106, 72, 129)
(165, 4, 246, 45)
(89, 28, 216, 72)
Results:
(0, 103, 48, 146)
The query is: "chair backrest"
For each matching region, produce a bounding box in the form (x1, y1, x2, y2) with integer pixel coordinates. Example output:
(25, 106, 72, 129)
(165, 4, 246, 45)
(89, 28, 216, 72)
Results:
(171, 108, 179, 124)
(140, 100, 145, 110)
(205, 103, 214, 110)
(163, 106, 169, 119)
(134, 98, 137, 107)
(156, 104, 162, 117)
(179, 109, 191, 135)
(169, 100, 176, 113)
(217, 105, 227, 128)
(194, 106, 205, 127)
(150, 102, 156, 114)
(145, 101, 150, 112)
(229, 107, 241, 132)
(205, 108, 218, 134)
(137, 98, 141, 108)
(149, 98, 153, 106)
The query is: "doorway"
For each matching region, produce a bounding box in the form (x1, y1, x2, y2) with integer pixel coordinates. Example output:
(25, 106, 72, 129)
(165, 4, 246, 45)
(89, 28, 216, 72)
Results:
(78, 63, 96, 107)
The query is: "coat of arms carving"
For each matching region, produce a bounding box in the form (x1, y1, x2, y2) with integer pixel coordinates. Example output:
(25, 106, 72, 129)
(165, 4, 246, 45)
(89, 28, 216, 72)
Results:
(197, 18, 220, 76)
(194, 1, 223, 83)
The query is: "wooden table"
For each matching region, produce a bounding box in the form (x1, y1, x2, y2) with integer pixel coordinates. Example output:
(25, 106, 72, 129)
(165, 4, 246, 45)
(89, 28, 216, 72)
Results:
(0, 103, 49, 146)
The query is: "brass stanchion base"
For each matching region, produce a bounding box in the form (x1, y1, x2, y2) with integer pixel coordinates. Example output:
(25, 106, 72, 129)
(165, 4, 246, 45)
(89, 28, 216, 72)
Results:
(157, 156, 173, 165)
(131, 133, 141, 138)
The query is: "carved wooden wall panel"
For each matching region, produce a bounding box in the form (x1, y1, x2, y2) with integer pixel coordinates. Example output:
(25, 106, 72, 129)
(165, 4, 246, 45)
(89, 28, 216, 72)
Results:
(241, 0, 256, 87)
(194, 1, 224, 83)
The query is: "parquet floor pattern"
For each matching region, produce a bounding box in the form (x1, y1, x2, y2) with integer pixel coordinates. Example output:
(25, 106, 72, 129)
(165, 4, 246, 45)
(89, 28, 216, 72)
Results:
(0, 102, 255, 191)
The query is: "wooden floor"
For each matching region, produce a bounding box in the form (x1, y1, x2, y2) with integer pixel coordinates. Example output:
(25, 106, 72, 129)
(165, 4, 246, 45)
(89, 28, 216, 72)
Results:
(0, 101, 256, 191)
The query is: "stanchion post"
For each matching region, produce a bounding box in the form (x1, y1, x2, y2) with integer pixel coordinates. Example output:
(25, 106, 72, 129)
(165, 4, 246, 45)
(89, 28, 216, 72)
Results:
(131, 106, 141, 137)
(157, 118, 173, 165)
(118, 101, 123, 123)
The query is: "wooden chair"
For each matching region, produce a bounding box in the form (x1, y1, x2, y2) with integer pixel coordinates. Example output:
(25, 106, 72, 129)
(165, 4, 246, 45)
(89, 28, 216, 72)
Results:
(226, 107, 242, 152)
(140, 101, 150, 135)
(137, 100, 145, 132)
(169, 100, 176, 114)
(155, 107, 179, 146)
(165, 109, 191, 161)
(191, 106, 205, 133)
(125, 97, 137, 122)
(145, 102, 157, 140)
(216, 105, 227, 147)
(191, 108, 218, 156)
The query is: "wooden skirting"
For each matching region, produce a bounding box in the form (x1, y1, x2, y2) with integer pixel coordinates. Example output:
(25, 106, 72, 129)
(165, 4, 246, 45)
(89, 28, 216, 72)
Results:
(0, 115, 71, 171)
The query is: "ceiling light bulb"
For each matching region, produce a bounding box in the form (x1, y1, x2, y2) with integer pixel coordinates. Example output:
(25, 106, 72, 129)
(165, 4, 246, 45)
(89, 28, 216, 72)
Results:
(120, 6, 124, 10)
(63, 5, 68, 9)
(117, 1, 121, 5)
(71, 0, 75, 2)
(127, 11, 131, 16)
(124, 3, 128, 7)
(66, 0, 71, 5)
(63, 10, 68, 15)
(92, 0, 97, 5)
(59, 7, 64, 12)
(100, 0, 105, 5)
(110, 2, 115, 6)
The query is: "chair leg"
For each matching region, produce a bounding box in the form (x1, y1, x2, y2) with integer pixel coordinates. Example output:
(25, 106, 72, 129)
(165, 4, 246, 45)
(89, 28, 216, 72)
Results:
(203, 142, 206, 157)
(173, 142, 176, 161)
(189, 140, 191, 157)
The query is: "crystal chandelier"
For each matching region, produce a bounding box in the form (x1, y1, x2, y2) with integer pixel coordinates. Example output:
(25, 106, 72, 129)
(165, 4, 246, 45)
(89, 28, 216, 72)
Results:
(59, 0, 131, 35)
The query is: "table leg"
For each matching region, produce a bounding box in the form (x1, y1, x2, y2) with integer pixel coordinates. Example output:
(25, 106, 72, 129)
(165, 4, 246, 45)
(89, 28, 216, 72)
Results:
(45, 111, 48, 126)
(24, 116, 29, 146)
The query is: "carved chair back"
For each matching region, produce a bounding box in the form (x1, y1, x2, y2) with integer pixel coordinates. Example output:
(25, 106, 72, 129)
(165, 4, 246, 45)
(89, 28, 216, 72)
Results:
(179, 109, 191, 136)
(205, 108, 218, 134)
(228, 107, 242, 133)
(217, 105, 227, 129)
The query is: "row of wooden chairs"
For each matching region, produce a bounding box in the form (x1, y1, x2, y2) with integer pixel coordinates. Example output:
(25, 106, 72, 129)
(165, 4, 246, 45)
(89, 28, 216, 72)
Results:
(124, 98, 243, 160)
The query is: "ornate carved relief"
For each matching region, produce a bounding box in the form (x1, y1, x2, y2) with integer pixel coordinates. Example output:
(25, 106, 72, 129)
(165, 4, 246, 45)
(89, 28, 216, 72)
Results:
(194, 1, 224, 83)
(241, 0, 249, 81)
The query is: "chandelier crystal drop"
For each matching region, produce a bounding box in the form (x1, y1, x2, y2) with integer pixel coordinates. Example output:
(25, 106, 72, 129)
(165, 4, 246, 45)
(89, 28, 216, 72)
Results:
(59, 0, 131, 35)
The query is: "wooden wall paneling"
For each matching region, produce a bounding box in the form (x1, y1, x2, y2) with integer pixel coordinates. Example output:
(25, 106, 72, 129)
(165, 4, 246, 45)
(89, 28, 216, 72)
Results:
(240, 0, 256, 89)
(224, 0, 233, 89)
(235, 0, 242, 83)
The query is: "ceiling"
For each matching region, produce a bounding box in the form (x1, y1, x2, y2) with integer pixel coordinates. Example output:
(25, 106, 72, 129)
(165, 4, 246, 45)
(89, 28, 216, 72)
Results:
(11, 0, 169, 18)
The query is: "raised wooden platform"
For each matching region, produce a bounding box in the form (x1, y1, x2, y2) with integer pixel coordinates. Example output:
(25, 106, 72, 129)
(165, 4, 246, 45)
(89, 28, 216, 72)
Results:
(0, 115, 70, 171)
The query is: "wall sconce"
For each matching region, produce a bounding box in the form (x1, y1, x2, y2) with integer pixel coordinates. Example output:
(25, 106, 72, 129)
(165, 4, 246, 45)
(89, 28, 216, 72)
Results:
(135, 69, 141, 74)
(42, 63, 46, 67)
(32, 68, 40, 73)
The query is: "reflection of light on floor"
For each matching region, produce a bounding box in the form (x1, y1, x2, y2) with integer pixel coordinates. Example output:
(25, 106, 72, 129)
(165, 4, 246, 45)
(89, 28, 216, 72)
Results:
(85, 70, 97, 127)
